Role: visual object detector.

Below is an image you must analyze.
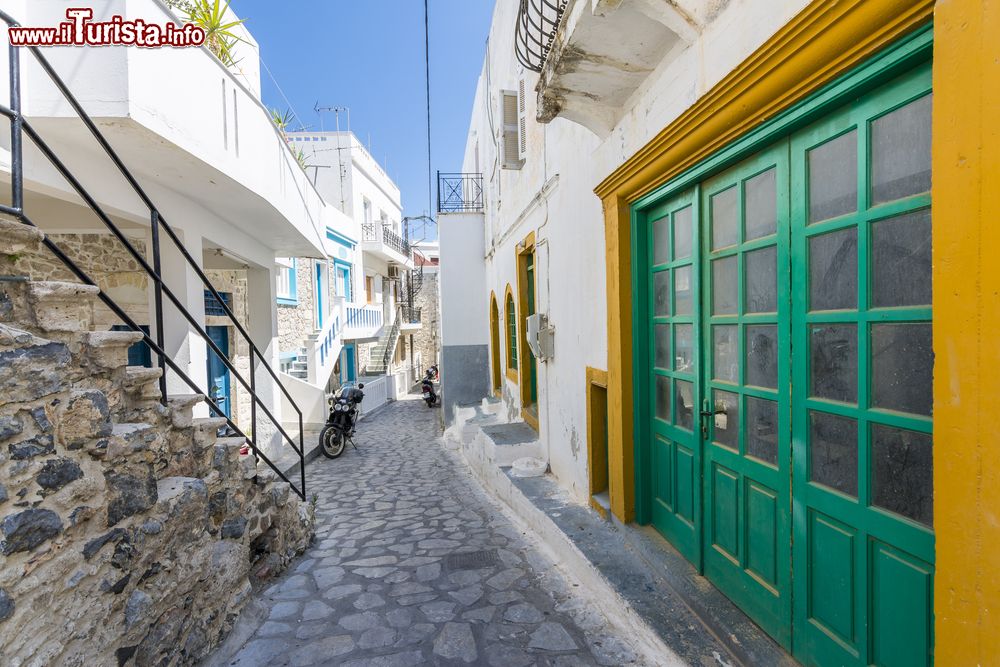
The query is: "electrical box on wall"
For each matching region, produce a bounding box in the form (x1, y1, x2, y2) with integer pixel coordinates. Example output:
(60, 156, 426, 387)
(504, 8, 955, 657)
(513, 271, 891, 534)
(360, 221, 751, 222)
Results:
(526, 313, 554, 361)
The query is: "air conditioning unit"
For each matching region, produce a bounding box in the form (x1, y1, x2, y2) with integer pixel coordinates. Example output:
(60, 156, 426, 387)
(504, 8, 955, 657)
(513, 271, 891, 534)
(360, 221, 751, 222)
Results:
(387, 266, 400, 279)
(526, 313, 554, 362)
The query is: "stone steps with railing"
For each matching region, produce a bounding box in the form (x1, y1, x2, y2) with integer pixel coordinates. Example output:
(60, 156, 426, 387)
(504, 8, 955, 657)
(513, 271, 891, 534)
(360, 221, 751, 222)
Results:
(0, 221, 314, 666)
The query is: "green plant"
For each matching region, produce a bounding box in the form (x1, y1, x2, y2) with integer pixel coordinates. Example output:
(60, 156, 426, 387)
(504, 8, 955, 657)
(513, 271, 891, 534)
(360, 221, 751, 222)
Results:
(269, 108, 295, 133)
(292, 144, 310, 171)
(167, 0, 247, 67)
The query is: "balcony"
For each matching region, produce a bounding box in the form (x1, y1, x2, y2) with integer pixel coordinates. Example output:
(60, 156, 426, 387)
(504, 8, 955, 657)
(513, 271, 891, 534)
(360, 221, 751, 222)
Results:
(526, 0, 706, 137)
(399, 306, 423, 333)
(361, 222, 413, 267)
(437, 172, 484, 213)
(342, 303, 385, 342)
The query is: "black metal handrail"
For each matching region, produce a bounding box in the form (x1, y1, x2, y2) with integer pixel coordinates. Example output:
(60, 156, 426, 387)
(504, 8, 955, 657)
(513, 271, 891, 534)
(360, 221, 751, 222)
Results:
(361, 221, 411, 259)
(0, 10, 306, 500)
(380, 306, 404, 371)
(437, 172, 484, 213)
(514, 0, 568, 73)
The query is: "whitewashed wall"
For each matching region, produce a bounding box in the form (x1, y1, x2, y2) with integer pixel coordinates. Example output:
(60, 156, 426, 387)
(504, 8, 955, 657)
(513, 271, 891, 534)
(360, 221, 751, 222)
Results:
(457, 0, 813, 501)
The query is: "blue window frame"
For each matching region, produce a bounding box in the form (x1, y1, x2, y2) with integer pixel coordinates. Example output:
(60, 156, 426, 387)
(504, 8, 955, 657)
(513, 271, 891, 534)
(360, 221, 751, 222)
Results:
(277, 259, 298, 305)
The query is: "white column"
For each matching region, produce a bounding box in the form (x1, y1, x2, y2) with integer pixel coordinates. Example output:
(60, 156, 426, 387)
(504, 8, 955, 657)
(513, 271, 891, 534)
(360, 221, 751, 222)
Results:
(246, 265, 283, 457)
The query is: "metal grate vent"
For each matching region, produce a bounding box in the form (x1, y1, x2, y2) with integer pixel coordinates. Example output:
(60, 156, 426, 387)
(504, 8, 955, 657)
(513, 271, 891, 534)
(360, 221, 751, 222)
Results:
(443, 550, 501, 571)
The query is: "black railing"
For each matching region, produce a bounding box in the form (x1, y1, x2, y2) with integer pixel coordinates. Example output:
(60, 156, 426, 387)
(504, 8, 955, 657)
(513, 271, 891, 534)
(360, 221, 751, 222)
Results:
(0, 10, 306, 500)
(380, 306, 404, 371)
(361, 221, 412, 259)
(401, 306, 422, 325)
(437, 172, 484, 213)
(514, 0, 568, 73)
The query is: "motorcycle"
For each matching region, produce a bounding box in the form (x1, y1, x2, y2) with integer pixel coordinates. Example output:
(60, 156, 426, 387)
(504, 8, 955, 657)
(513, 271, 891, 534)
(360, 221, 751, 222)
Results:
(319, 383, 365, 459)
(421, 370, 438, 408)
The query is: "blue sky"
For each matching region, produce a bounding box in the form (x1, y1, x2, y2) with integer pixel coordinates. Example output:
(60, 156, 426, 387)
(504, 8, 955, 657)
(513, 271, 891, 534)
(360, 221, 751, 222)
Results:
(235, 0, 495, 229)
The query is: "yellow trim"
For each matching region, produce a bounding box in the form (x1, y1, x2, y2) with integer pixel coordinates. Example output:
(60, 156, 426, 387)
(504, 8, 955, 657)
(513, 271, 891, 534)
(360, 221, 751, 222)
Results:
(489, 291, 502, 396)
(516, 231, 538, 431)
(504, 284, 518, 382)
(596, 0, 934, 524)
(586, 367, 610, 516)
(932, 0, 1000, 660)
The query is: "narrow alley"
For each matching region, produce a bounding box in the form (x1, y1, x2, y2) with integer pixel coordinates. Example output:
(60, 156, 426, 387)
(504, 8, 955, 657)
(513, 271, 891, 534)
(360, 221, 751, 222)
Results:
(215, 397, 644, 667)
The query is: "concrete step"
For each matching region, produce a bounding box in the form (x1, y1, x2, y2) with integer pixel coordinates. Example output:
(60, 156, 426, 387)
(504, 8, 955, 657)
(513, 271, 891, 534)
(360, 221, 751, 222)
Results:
(476, 421, 541, 467)
(166, 393, 204, 428)
(85, 330, 145, 371)
(103, 422, 162, 459)
(26, 281, 100, 333)
(0, 218, 44, 255)
(192, 416, 229, 448)
(123, 366, 163, 403)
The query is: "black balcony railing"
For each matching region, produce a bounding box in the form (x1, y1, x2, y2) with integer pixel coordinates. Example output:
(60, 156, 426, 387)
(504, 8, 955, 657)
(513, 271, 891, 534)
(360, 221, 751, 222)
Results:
(0, 9, 306, 499)
(401, 306, 422, 325)
(437, 172, 484, 213)
(362, 222, 411, 259)
(514, 0, 568, 73)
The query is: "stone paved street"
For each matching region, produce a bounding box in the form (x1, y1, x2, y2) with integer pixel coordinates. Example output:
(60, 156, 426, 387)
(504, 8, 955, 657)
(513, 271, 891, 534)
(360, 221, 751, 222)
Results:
(220, 396, 645, 667)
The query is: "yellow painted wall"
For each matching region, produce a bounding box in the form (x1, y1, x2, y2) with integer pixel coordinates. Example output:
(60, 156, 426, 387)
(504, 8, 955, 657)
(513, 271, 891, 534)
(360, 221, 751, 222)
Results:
(932, 0, 1000, 660)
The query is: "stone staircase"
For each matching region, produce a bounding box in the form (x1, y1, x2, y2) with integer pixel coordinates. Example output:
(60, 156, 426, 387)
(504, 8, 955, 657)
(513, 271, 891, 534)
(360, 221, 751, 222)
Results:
(0, 220, 314, 666)
(286, 346, 310, 380)
(366, 313, 400, 376)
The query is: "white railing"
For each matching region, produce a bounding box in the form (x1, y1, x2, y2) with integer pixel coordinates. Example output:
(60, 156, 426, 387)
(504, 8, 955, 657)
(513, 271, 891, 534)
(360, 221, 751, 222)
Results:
(307, 300, 345, 385)
(343, 303, 384, 338)
(359, 375, 389, 415)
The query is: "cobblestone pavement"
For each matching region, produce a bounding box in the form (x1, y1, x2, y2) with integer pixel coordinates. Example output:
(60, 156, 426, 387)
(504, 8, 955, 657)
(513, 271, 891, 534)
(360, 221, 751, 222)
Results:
(221, 396, 646, 667)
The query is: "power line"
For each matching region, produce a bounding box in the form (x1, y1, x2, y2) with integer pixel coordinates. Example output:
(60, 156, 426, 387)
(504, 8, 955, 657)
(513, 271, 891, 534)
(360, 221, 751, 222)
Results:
(424, 0, 433, 219)
(260, 55, 306, 130)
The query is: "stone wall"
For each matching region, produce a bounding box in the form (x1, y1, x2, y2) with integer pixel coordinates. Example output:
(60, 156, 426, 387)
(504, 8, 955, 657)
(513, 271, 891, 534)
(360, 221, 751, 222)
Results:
(413, 271, 440, 369)
(0, 224, 314, 666)
(276, 260, 316, 355)
(13, 233, 150, 328)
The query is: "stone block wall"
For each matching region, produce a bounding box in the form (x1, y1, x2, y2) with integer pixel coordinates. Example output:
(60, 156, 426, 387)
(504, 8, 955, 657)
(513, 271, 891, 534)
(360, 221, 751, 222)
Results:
(276, 259, 317, 355)
(13, 233, 150, 328)
(0, 224, 314, 666)
(413, 271, 441, 369)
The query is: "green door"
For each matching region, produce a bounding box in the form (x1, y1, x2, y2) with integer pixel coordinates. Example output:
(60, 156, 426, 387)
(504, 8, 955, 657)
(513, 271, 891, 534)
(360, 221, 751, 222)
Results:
(646, 189, 700, 563)
(640, 53, 934, 667)
(789, 63, 934, 667)
(526, 253, 538, 405)
(700, 144, 793, 646)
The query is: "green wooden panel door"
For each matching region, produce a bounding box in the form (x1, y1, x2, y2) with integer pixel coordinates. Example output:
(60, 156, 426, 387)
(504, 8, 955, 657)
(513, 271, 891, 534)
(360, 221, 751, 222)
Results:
(699, 145, 793, 647)
(645, 189, 701, 564)
(789, 63, 934, 667)
(637, 40, 935, 667)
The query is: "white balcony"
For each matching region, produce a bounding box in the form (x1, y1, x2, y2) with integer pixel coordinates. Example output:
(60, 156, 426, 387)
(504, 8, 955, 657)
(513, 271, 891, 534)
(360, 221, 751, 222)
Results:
(0, 0, 351, 258)
(361, 222, 414, 268)
(532, 0, 707, 137)
(342, 303, 384, 342)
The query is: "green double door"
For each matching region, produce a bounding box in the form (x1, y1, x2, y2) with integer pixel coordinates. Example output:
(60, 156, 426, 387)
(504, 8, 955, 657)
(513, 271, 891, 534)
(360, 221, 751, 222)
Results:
(645, 62, 934, 666)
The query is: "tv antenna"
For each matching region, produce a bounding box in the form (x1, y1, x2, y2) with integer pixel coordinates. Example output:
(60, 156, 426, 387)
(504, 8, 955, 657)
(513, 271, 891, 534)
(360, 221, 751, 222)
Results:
(314, 104, 350, 212)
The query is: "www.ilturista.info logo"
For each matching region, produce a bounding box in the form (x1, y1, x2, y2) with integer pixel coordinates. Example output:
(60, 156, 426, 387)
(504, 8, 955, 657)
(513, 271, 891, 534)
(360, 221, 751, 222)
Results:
(8, 8, 206, 48)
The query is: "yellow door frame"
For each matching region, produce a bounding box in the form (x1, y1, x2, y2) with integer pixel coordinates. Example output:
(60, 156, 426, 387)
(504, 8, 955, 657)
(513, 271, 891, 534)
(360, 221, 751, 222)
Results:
(516, 231, 539, 430)
(504, 284, 518, 382)
(593, 0, 998, 659)
(489, 291, 502, 396)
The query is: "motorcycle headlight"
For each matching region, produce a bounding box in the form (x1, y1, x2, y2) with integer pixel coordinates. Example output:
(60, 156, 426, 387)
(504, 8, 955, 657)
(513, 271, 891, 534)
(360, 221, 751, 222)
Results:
(333, 403, 343, 412)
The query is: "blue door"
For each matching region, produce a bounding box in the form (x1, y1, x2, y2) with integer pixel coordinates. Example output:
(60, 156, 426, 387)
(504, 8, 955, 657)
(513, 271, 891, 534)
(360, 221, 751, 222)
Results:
(343, 343, 356, 382)
(206, 325, 231, 419)
(315, 263, 324, 329)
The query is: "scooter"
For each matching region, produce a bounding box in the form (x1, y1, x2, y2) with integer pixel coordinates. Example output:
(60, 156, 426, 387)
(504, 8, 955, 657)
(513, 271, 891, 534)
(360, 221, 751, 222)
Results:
(319, 383, 365, 458)
(421, 370, 438, 408)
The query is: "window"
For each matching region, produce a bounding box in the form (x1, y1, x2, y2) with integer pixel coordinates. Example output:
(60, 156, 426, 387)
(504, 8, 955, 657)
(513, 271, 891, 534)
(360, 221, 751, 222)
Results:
(501, 89, 524, 170)
(276, 259, 297, 305)
(363, 198, 373, 225)
(365, 276, 374, 303)
(505, 288, 518, 376)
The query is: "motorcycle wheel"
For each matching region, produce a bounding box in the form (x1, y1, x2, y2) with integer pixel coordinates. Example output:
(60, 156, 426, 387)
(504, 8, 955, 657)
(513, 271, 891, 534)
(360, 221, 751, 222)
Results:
(319, 425, 346, 459)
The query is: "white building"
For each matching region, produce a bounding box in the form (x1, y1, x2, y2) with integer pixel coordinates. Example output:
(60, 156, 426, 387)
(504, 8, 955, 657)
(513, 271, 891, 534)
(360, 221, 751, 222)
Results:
(0, 0, 355, 463)
(439, 0, 961, 664)
(276, 130, 420, 427)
